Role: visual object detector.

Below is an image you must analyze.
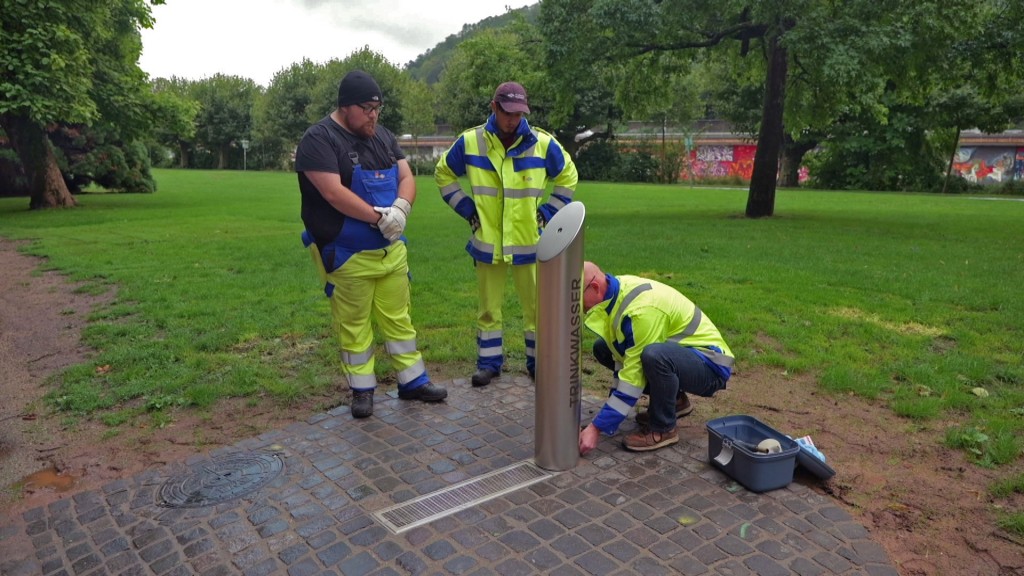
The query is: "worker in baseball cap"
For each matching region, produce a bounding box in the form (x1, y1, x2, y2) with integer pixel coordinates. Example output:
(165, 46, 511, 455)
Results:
(435, 81, 580, 388)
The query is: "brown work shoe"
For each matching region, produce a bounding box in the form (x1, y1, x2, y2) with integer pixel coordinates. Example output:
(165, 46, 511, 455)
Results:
(635, 393, 693, 425)
(623, 426, 678, 452)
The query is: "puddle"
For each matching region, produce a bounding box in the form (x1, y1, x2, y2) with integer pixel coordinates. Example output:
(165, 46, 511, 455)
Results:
(20, 466, 77, 493)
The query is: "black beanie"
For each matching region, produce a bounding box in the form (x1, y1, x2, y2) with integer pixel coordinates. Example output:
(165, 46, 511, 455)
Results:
(337, 70, 383, 108)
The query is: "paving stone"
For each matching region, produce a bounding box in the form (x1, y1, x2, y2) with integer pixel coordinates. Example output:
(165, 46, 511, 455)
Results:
(573, 550, 618, 575)
(183, 538, 217, 559)
(811, 550, 854, 573)
(277, 543, 310, 565)
(496, 530, 540, 552)
(304, 529, 337, 550)
(208, 512, 241, 530)
(789, 556, 827, 576)
(422, 539, 457, 561)
(693, 542, 729, 565)
(473, 540, 510, 562)
(552, 508, 588, 529)
(2, 379, 899, 576)
(373, 540, 404, 562)
(494, 557, 534, 576)
(138, 537, 176, 564)
(715, 534, 754, 556)
(150, 551, 184, 574)
(349, 525, 389, 547)
(40, 557, 65, 575)
(70, 552, 102, 574)
(338, 551, 379, 576)
(286, 557, 320, 576)
(443, 554, 480, 574)
(103, 551, 140, 574)
(316, 541, 351, 566)
(395, 551, 427, 574)
(295, 515, 336, 538)
(745, 553, 791, 576)
(64, 541, 92, 561)
(649, 538, 685, 561)
(338, 514, 373, 536)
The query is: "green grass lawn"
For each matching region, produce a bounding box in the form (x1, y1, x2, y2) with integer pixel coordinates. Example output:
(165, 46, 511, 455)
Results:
(2, 170, 1022, 473)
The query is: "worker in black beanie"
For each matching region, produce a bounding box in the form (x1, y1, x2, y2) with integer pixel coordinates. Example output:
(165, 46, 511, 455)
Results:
(294, 70, 447, 419)
(337, 70, 383, 109)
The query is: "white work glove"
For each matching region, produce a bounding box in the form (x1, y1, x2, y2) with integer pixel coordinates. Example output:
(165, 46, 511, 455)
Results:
(374, 197, 411, 242)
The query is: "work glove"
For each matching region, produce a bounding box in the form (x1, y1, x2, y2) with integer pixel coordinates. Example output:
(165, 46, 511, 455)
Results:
(467, 211, 481, 233)
(374, 197, 410, 242)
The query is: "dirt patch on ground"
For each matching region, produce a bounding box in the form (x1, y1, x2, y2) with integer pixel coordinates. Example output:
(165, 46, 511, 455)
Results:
(0, 238, 1021, 575)
(0, 240, 331, 513)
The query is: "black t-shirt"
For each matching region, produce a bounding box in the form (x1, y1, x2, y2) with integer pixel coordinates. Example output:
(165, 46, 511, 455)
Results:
(294, 115, 405, 248)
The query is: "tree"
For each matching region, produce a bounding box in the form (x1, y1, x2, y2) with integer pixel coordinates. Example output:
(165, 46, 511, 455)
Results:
(539, 0, 628, 156)
(549, 0, 1024, 213)
(191, 75, 260, 169)
(402, 80, 439, 174)
(794, 0, 1024, 192)
(435, 27, 545, 133)
(309, 48, 411, 134)
(574, 0, 806, 216)
(0, 0, 158, 208)
(253, 59, 323, 170)
(149, 77, 200, 168)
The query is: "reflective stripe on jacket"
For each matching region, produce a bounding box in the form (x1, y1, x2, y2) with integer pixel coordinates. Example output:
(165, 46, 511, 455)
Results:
(584, 274, 734, 435)
(435, 115, 578, 265)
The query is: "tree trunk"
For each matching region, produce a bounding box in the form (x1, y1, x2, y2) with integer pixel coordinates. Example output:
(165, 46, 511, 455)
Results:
(778, 134, 817, 188)
(178, 141, 190, 168)
(0, 114, 78, 209)
(941, 129, 961, 195)
(746, 36, 788, 218)
(217, 144, 228, 169)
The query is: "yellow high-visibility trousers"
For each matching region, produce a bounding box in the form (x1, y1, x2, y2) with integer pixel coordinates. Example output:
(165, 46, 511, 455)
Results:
(313, 242, 428, 392)
(475, 261, 537, 373)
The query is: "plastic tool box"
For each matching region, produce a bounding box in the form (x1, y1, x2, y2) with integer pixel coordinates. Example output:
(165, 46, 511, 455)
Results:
(706, 415, 801, 492)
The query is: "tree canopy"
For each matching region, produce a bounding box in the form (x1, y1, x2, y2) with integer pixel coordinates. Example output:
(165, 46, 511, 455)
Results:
(4, 0, 1022, 210)
(1, 0, 160, 208)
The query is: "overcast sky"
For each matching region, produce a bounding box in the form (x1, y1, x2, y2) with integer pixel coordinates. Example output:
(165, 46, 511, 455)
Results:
(139, 0, 534, 86)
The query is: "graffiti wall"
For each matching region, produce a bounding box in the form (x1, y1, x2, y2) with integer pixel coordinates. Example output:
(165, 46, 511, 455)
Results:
(952, 146, 1021, 185)
(685, 145, 757, 181)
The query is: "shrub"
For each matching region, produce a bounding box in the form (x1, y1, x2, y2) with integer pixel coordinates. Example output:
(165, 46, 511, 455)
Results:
(574, 140, 621, 181)
(51, 125, 157, 193)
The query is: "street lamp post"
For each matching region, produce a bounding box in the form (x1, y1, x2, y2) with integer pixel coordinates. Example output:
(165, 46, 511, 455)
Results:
(240, 139, 250, 171)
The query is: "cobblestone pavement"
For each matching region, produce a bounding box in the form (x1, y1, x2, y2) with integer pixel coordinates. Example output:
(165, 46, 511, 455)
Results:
(0, 376, 899, 576)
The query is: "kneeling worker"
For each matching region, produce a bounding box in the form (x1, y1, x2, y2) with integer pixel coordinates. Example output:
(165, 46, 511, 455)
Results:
(578, 261, 733, 454)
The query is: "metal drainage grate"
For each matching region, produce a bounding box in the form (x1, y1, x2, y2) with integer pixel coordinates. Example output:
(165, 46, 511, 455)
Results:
(159, 452, 284, 508)
(374, 460, 555, 533)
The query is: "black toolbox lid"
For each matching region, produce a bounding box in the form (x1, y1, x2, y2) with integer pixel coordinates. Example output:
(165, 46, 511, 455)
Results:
(796, 445, 836, 480)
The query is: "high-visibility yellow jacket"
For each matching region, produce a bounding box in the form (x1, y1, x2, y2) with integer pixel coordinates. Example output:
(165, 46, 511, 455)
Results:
(435, 115, 578, 264)
(585, 274, 734, 434)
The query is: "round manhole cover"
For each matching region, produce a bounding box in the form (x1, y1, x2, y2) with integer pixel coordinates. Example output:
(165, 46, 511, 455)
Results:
(159, 452, 284, 508)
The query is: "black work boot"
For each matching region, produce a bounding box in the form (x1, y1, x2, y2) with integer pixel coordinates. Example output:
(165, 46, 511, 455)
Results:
(398, 382, 448, 402)
(351, 389, 373, 418)
(471, 368, 500, 387)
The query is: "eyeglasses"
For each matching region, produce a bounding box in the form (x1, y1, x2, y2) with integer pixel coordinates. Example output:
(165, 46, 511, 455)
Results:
(356, 103, 384, 116)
